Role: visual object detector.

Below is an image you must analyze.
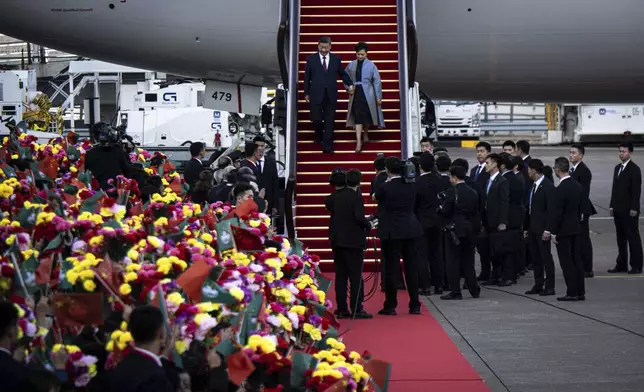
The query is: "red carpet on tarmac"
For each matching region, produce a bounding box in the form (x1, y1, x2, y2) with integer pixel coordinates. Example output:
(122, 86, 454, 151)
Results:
(327, 274, 491, 392)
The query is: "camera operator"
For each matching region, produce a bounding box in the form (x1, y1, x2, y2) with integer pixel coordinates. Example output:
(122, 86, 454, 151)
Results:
(374, 157, 423, 315)
(325, 168, 373, 319)
(437, 166, 481, 300)
(85, 122, 131, 193)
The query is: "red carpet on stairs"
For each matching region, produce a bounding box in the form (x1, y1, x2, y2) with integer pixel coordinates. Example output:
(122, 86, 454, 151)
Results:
(296, 0, 401, 272)
(327, 274, 491, 392)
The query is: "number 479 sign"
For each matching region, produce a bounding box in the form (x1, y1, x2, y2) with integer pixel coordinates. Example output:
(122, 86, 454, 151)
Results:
(204, 80, 262, 115)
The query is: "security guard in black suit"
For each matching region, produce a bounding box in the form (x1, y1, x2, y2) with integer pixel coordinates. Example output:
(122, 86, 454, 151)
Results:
(375, 157, 423, 315)
(415, 153, 449, 295)
(325, 168, 373, 319)
(438, 166, 481, 300)
(569, 144, 597, 277)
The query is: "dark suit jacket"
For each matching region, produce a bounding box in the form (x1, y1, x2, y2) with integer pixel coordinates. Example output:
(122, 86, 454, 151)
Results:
(464, 176, 485, 222)
(258, 157, 280, 212)
(553, 178, 582, 237)
(370, 171, 388, 197)
(375, 177, 423, 240)
(470, 164, 490, 188)
(184, 158, 206, 191)
(526, 176, 557, 234)
(109, 351, 174, 392)
(303, 52, 353, 105)
(325, 188, 371, 249)
(415, 172, 449, 229)
(0, 350, 28, 392)
(521, 156, 534, 205)
(503, 171, 526, 229)
(570, 161, 597, 216)
(609, 160, 642, 213)
(240, 159, 261, 181)
(439, 182, 480, 239)
(483, 173, 509, 229)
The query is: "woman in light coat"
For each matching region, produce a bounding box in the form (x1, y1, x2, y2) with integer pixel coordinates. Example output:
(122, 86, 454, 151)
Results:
(344, 41, 385, 152)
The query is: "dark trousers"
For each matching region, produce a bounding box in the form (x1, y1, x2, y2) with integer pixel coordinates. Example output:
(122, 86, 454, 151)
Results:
(555, 235, 585, 297)
(613, 211, 644, 270)
(489, 230, 517, 281)
(528, 232, 556, 290)
(382, 238, 420, 310)
(579, 215, 594, 273)
(309, 88, 336, 151)
(379, 248, 405, 288)
(515, 237, 526, 275)
(476, 233, 491, 279)
(418, 226, 443, 289)
(332, 247, 365, 313)
(445, 235, 479, 295)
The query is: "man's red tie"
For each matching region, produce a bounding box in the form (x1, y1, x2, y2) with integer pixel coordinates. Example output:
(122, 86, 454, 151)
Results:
(323, 56, 327, 72)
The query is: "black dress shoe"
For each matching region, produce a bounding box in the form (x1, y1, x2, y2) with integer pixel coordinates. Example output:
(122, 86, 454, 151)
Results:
(498, 280, 513, 287)
(419, 288, 432, 296)
(477, 275, 489, 282)
(334, 310, 352, 319)
(539, 289, 556, 296)
(525, 288, 543, 295)
(434, 288, 443, 295)
(584, 272, 594, 278)
(378, 308, 396, 316)
(409, 307, 421, 315)
(440, 292, 463, 300)
(352, 310, 373, 319)
(481, 279, 499, 286)
(577, 295, 586, 301)
(557, 295, 579, 302)
(470, 288, 481, 298)
(607, 267, 628, 273)
(628, 268, 643, 274)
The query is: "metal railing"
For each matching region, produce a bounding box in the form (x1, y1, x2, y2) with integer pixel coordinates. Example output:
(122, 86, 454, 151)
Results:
(282, 0, 300, 240)
(396, 0, 411, 158)
(277, 0, 289, 87)
(405, 0, 418, 89)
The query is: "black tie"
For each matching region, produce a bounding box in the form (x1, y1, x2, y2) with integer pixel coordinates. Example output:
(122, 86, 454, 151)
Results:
(569, 167, 575, 175)
(530, 183, 537, 214)
(257, 160, 262, 173)
(618, 165, 624, 177)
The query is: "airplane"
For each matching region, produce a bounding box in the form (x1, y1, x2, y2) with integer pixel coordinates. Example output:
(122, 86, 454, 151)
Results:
(1, 0, 644, 103)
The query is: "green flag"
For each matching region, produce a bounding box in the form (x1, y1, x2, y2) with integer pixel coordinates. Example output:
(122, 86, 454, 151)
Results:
(80, 190, 106, 214)
(290, 351, 318, 389)
(43, 234, 64, 252)
(66, 146, 81, 162)
(157, 285, 184, 368)
(57, 259, 74, 290)
(316, 273, 332, 294)
(16, 255, 39, 295)
(15, 205, 42, 230)
(201, 280, 238, 306)
(1, 162, 17, 178)
(291, 239, 304, 257)
(215, 219, 236, 255)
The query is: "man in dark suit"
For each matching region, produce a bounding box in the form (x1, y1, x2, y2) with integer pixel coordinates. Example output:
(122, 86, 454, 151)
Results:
(452, 158, 485, 222)
(375, 157, 423, 315)
(325, 169, 373, 319)
(480, 153, 510, 286)
(470, 142, 492, 281)
(569, 144, 597, 277)
(608, 142, 643, 274)
(415, 153, 449, 295)
(525, 159, 557, 296)
(184, 142, 207, 191)
(438, 166, 482, 300)
(499, 154, 527, 281)
(470, 142, 491, 186)
(552, 157, 585, 301)
(254, 136, 280, 216)
(110, 306, 175, 392)
(240, 142, 262, 180)
(370, 156, 388, 201)
(516, 140, 533, 272)
(303, 36, 354, 154)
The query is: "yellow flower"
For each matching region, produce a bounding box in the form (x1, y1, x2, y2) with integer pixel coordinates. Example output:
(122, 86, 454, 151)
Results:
(349, 351, 361, 361)
(289, 305, 306, 315)
(79, 270, 95, 280)
(167, 292, 185, 306)
(83, 280, 97, 292)
(310, 329, 322, 341)
(124, 271, 138, 283)
(200, 233, 213, 243)
(100, 207, 114, 217)
(248, 220, 260, 228)
(175, 340, 188, 354)
(126, 263, 141, 272)
(147, 236, 162, 249)
(119, 284, 132, 296)
(5, 234, 16, 246)
(66, 271, 79, 285)
(229, 287, 245, 302)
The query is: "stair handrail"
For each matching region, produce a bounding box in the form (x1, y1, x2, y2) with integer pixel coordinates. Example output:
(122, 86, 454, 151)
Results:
(277, 0, 289, 88)
(406, 0, 418, 88)
(283, 0, 300, 239)
(396, 0, 411, 158)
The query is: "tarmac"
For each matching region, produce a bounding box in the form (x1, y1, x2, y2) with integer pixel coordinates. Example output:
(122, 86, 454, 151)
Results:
(416, 146, 644, 392)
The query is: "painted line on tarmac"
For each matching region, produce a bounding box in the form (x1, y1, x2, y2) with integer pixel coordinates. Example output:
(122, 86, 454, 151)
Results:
(593, 275, 644, 279)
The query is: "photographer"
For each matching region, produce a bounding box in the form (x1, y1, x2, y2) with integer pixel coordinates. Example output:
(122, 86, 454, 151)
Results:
(438, 166, 481, 300)
(85, 122, 131, 192)
(374, 157, 423, 316)
(325, 168, 373, 319)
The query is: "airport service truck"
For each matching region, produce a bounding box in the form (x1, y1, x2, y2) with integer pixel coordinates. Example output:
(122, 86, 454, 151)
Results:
(434, 101, 481, 139)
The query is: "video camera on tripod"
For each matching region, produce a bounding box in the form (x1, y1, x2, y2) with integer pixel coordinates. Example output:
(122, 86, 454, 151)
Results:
(91, 122, 135, 152)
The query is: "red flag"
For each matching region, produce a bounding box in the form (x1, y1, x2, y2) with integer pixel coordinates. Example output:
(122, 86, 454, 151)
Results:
(227, 349, 256, 386)
(231, 226, 263, 252)
(361, 357, 392, 392)
(235, 199, 258, 220)
(94, 255, 115, 292)
(256, 296, 267, 325)
(38, 155, 59, 179)
(323, 381, 348, 392)
(169, 178, 182, 194)
(161, 160, 176, 174)
(175, 258, 212, 302)
(204, 208, 218, 230)
(62, 193, 78, 206)
(35, 256, 53, 285)
(129, 201, 143, 217)
(53, 293, 105, 328)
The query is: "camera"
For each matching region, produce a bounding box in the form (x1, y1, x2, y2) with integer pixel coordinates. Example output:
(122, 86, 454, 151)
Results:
(442, 223, 460, 246)
(402, 159, 416, 183)
(437, 190, 448, 202)
(366, 214, 379, 229)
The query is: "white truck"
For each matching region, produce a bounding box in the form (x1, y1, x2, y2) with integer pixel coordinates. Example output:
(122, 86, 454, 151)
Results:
(434, 101, 481, 139)
(568, 104, 644, 142)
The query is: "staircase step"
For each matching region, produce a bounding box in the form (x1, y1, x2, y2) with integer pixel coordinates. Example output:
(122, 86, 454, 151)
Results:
(296, 132, 401, 143)
(299, 59, 399, 70)
(302, 0, 396, 8)
(298, 52, 398, 63)
(300, 23, 398, 34)
(296, 139, 400, 150)
(300, 32, 399, 42)
(301, 15, 397, 24)
(299, 41, 398, 51)
(296, 204, 379, 217)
